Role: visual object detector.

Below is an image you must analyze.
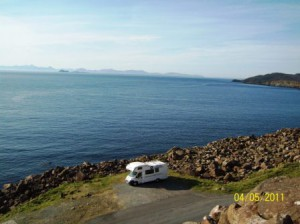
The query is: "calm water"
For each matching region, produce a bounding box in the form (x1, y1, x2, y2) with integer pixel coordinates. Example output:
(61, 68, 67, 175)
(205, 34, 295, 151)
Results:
(1, 71, 300, 185)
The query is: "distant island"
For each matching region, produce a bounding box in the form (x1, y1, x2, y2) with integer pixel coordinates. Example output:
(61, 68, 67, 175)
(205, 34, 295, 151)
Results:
(0, 64, 203, 78)
(233, 72, 300, 89)
(59, 69, 69, 72)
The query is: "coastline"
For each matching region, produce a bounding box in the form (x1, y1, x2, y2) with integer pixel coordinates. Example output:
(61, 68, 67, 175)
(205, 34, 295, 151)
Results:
(233, 72, 300, 89)
(1, 128, 300, 215)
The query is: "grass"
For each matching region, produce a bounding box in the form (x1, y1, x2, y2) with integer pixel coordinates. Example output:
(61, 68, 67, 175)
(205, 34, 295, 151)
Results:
(224, 162, 300, 193)
(170, 163, 300, 194)
(168, 170, 223, 192)
(0, 173, 127, 222)
(1, 163, 299, 222)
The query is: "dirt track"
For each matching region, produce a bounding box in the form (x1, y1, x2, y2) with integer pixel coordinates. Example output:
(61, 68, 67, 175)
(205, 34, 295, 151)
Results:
(87, 180, 233, 224)
(4, 178, 233, 224)
(87, 191, 232, 224)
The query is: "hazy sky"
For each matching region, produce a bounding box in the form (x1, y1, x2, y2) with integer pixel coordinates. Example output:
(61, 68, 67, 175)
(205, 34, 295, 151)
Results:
(1, 0, 300, 78)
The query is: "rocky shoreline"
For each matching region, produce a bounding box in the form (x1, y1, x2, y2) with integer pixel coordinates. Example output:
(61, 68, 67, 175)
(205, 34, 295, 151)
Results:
(1, 128, 300, 215)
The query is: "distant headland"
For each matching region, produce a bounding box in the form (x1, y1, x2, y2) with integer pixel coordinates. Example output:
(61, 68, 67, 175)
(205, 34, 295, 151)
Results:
(233, 72, 300, 89)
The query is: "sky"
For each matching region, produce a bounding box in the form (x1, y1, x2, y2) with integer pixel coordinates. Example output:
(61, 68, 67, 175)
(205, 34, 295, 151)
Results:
(0, 0, 300, 78)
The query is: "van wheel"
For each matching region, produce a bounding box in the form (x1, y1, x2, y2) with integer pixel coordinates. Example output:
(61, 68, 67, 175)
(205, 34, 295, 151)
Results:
(129, 181, 137, 186)
(155, 178, 161, 182)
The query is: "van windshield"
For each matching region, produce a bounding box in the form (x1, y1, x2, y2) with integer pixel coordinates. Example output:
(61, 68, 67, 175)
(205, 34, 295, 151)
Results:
(129, 171, 137, 177)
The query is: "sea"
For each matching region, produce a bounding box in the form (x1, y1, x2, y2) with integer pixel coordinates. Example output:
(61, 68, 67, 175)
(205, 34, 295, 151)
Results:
(1, 71, 300, 186)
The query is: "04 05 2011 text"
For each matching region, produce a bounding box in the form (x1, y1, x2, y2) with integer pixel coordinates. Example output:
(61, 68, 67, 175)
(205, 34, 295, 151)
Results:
(234, 193, 284, 202)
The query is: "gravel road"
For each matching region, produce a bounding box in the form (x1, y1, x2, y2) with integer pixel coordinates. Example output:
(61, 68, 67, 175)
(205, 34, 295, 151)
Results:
(87, 179, 233, 224)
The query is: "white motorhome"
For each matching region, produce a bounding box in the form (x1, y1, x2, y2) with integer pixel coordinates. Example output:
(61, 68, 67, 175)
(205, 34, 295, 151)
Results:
(125, 161, 168, 185)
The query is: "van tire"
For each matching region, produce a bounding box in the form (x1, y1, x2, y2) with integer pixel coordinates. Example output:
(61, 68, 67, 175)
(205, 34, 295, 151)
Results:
(155, 178, 161, 182)
(131, 181, 138, 186)
(129, 181, 137, 186)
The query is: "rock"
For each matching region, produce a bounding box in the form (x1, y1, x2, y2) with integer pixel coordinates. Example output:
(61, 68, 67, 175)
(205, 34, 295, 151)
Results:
(74, 171, 87, 181)
(195, 166, 204, 176)
(24, 175, 34, 184)
(241, 163, 252, 170)
(208, 162, 225, 177)
(255, 156, 264, 164)
(260, 162, 268, 169)
(200, 216, 217, 224)
(218, 210, 230, 224)
(294, 201, 300, 206)
(58, 168, 70, 178)
(226, 203, 241, 224)
(202, 172, 212, 179)
(208, 205, 227, 222)
(183, 164, 196, 176)
(82, 161, 91, 167)
(293, 155, 300, 161)
(18, 194, 29, 203)
(223, 173, 234, 182)
(168, 147, 185, 160)
(2, 183, 13, 190)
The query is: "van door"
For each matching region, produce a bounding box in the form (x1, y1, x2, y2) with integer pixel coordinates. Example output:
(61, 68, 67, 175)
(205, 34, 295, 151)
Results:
(144, 168, 155, 183)
(136, 172, 142, 184)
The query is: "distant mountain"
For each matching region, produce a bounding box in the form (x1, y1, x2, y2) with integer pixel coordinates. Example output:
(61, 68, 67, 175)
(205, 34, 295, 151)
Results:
(73, 68, 154, 75)
(0, 65, 57, 72)
(0, 65, 203, 78)
(233, 73, 300, 89)
(73, 68, 202, 77)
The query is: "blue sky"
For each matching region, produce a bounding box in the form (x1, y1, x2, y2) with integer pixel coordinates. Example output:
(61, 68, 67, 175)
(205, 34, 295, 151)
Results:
(0, 0, 299, 78)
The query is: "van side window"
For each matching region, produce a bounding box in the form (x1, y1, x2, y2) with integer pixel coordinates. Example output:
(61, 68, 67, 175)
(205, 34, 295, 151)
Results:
(145, 169, 154, 175)
(155, 167, 159, 172)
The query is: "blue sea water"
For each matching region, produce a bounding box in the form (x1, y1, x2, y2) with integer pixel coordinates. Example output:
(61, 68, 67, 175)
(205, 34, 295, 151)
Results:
(0, 71, 300, 185)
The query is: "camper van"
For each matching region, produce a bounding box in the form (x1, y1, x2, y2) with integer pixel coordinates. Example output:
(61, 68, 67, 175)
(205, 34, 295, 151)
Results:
(125, 161, 168, 186)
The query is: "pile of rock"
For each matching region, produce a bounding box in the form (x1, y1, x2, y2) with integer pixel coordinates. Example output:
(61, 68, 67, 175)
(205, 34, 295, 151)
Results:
(167, 128, 300, 182)
(197, 176, 300, 224)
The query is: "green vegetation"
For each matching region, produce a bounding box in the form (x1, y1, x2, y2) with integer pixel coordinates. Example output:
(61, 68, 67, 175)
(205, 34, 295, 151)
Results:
(168, 170, 223, 193)
(170, 163, 300, 193)
(0, 173, 127, 222)
(224, 162, 300, 193)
